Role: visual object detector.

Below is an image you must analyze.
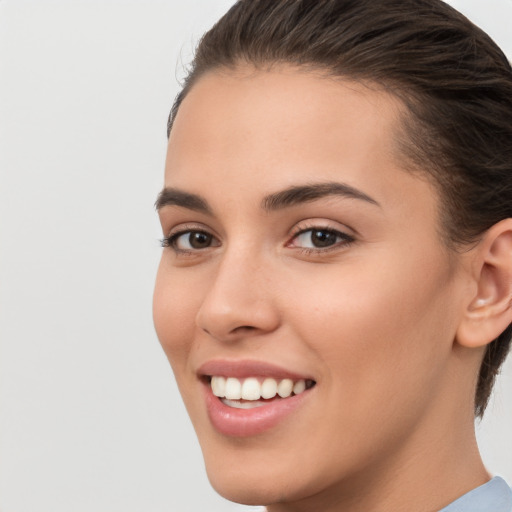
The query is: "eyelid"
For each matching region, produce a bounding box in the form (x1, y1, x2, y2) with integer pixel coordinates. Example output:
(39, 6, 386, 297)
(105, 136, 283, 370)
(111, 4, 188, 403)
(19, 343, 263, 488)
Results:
(161, 223, 220, 253)
(288, 218, 356, 239)
(166, 222, 211, 238)
(286, 220, 356, 253)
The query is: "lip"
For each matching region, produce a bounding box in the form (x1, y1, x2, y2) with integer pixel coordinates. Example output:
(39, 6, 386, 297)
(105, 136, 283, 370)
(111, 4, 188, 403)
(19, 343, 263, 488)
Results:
(198, 359, 313, 380)
(198, 359, 315, 437)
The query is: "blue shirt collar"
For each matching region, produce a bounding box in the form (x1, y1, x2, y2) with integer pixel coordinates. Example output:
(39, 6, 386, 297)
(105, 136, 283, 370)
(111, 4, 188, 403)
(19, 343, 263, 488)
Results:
(439, 477, 512, 512)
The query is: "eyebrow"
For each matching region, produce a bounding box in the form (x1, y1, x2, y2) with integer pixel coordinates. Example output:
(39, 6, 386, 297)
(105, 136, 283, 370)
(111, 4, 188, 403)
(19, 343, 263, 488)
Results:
(262, 182, 380, 211)
(155, 182, 380, 213)
(155, 187, 212, 214)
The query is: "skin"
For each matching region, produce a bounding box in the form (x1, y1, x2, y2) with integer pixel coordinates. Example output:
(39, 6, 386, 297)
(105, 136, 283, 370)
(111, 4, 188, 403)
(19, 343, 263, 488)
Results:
(153, 65, 505, 511)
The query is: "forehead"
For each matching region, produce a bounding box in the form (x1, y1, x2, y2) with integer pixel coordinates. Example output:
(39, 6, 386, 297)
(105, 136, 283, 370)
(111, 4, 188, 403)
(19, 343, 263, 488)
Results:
(168, 65, 405, 169)
(164, 65, 437, 221)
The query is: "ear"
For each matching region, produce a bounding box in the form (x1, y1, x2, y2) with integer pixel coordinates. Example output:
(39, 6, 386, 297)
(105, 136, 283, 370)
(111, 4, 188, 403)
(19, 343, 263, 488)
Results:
(456, 218, 512, 348)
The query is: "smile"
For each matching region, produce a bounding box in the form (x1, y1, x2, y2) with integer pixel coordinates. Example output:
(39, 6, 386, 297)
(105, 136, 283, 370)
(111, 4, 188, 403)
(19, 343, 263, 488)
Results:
(199, 362, 316, 437)
(210, 376, 313, 404)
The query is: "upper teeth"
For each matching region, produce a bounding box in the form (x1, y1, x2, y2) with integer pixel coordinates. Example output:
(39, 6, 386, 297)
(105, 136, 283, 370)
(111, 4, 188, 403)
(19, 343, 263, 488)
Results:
(211, 376, 308, 400)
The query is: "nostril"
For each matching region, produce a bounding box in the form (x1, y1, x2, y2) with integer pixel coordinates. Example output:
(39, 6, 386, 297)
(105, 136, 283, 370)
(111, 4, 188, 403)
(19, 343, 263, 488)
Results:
(196, 290, 280, 341)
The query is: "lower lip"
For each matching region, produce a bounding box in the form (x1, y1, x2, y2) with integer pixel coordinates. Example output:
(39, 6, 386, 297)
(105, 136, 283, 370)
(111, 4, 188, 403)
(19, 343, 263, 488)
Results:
(203, 382, 312, 437)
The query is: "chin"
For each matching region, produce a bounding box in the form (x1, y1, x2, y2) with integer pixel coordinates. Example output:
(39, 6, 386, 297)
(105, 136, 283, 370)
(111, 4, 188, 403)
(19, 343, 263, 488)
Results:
(207, 473, 277, 507)
(205, 461, 307, 507)
(196, 430, 312, 506)
(197, 427, 358, 509)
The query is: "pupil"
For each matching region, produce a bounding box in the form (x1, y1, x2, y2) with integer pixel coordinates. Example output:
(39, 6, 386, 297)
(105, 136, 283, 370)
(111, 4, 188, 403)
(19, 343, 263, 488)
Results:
(312, 230, 336, 247)
(190, 232, 211, 249)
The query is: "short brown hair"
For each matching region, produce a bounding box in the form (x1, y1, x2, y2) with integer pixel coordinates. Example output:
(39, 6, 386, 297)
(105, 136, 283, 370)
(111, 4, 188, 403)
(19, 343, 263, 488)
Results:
(167, 0, 512, 417)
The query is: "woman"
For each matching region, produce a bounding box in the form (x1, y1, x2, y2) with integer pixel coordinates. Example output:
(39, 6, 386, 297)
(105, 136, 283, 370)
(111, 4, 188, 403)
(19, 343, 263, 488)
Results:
(153, 0, 512, 510)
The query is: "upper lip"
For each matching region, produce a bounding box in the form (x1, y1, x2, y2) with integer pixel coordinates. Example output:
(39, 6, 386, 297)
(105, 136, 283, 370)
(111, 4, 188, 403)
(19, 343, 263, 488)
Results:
(197, 359, 314, 381)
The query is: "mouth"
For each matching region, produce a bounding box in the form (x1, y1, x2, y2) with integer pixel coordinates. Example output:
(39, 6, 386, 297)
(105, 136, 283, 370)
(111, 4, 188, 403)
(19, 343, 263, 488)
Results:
(198, 361, 316, 437)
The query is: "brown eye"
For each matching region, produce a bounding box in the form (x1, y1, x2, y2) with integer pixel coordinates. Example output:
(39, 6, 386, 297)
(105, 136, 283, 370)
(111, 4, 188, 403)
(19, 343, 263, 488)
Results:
(188, 231, 213, 249)
(290, 227, 354, 251)
(310, 230, 339, 247)
(167, 230, 217, 251)
(292, 228, 351, 249)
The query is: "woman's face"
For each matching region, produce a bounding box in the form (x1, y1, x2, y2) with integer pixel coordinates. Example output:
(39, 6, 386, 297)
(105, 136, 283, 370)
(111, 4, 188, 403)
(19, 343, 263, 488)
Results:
(154, 66, 472, 507)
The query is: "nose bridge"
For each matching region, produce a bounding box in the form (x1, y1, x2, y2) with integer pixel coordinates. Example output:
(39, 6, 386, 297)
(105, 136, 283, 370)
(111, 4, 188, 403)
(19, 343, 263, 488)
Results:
(195, 240, 279, 340)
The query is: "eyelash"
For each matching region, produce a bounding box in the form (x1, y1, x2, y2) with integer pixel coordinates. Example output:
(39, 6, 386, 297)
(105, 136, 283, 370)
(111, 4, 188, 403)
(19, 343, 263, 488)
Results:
(160, 225, 215, 255)
(287, 224, 355, 254)
(160, 224, 355, 255)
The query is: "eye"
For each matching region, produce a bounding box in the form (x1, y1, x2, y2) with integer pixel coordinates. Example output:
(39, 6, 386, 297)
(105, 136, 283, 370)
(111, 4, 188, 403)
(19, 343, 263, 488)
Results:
(162, 229, 219, 252)
(289, 227, 354, 250)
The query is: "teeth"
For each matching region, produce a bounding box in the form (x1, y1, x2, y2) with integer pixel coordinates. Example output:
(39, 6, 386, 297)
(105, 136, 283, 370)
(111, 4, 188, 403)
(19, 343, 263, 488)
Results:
(261, 378, 277, 399)
(225, 377, 242, 400)
(210, 376, 310, 401)
(241, 378, 261, 400)
(293, 379, 306, 395)
(221, 399, 267, 409)
(277, 378, 293, 398)
(211, 376, 226, 397)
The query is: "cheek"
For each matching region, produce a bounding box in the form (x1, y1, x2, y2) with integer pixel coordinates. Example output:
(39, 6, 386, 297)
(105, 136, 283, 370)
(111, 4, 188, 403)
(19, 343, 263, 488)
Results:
(153, 259, 200, 371)
(285, 248, 458, 406)
(262, 250, 461, 482)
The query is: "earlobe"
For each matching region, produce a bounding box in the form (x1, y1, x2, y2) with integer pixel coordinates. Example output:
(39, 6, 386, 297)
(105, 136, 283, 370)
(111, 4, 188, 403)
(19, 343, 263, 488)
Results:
(457, 219, 512, 348)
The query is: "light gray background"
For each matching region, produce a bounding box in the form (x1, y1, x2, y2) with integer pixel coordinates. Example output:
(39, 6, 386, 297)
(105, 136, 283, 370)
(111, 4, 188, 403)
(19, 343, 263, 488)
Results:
(0, 1, 511, 511)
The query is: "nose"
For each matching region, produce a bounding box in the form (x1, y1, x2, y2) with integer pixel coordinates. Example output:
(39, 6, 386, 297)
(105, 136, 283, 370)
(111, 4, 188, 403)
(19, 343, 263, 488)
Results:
(195, 249, 280, 342)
